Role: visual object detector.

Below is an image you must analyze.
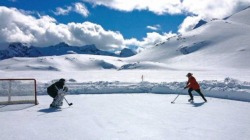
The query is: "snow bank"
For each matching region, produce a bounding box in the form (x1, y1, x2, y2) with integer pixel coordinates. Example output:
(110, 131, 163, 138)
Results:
(38, 77, 250, 102)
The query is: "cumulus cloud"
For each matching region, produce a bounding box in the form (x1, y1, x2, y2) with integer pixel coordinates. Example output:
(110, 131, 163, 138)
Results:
(182, 0, 250, 20)
(0, 6, 124, 50)
(54, 6, 72, 15)
(178, 16, 202, 33)
(125, 32, 176, 52)
(67, 22, 124, 50)
(83, 0, 250, 18)
(74, 2, 89, 17)
(53, 3, 89, 17)
(146, 24, 161, 31)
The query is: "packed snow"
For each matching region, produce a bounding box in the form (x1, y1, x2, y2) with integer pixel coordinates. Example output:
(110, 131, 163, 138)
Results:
(0, 94, 250, 140)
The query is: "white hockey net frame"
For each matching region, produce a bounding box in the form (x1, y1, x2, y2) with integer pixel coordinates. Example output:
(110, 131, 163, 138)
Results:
(0, 79, 38, 105)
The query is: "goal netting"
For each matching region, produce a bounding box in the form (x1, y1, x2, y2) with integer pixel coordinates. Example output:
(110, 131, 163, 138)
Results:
(0, 79, 38, 105)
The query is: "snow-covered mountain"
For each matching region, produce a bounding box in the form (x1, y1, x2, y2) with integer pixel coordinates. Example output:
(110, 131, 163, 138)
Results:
(0, 7, 249, 72)
(0, 42, 137, 60)
(125, 7, 250, 71)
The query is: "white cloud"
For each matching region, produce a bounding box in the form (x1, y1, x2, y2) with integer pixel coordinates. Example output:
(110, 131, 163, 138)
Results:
(54, 6, 72, 15)
(178, 16, 202, 33)
(0, 6, 123, 50)
(74, 2, 89, 17)
(82, 0, 182, 15)
(83, 0, 250, 19)
(146, 24, 161, 31)
(67, 22, 124, 50)
(125, 32, 176, 52)
(53, 3, 89, 17)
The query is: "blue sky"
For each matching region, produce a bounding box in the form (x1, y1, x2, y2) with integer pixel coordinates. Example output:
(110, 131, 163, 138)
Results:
(84, 6, 186, 39)
(0, 0, 249, 51)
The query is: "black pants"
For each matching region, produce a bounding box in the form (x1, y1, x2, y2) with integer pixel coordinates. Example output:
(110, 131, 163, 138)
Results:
(188, 88, 207, 101)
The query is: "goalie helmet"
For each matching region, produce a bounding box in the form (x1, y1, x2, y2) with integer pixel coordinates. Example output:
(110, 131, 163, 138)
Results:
(59, 78, 65, 82)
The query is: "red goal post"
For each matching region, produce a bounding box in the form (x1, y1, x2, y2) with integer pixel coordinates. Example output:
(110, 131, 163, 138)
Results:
(0, 79, 38, 105)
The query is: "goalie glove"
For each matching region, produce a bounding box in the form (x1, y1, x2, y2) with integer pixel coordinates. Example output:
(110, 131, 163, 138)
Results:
(63, 86, 68, 92)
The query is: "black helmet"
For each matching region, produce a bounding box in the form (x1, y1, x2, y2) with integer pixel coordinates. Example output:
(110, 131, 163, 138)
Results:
(59, 78, 66, 82)
(186, 73, 193, 77)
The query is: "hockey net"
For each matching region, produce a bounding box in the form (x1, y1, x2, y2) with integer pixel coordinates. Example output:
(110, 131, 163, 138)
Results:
(0, 79, 38, 105)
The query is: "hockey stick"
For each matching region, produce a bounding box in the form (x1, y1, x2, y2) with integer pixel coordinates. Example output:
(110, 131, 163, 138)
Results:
(171, 94, 180, 104)
(64, 97, 73, 106)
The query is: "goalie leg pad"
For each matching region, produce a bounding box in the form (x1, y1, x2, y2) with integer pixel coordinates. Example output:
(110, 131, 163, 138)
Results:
(51, 93, 65, 107)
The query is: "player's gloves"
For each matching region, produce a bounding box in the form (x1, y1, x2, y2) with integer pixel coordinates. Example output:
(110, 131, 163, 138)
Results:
(63, 87, 68, 92)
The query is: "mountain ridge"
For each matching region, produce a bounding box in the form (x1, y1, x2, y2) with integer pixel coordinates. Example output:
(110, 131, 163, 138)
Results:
(0, 42, 136, 60)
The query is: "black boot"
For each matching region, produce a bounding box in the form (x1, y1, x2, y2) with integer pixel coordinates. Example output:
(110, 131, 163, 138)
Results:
(204, 98, 207, 102)
(188, 98, 193, 102)
(50, 104, 55, 108)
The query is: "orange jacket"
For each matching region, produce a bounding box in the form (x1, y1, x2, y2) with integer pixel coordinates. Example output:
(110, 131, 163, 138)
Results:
(186, 76, 200, 90)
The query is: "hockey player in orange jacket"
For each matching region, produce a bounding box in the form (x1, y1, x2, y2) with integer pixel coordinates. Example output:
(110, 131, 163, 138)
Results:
(184, 73, 207, 102)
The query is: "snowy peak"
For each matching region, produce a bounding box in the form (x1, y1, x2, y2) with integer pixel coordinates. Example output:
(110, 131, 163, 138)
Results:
(52, 42, 70, 48)
(193, 20, 207, 29)
(120, 48, 136, 57)
(0, 42, 32, 59)
(8, 42, 30, 56)
(0, 42, 123, 60)
(41, 43, 107, 56)
(226, 7, 250, 25)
